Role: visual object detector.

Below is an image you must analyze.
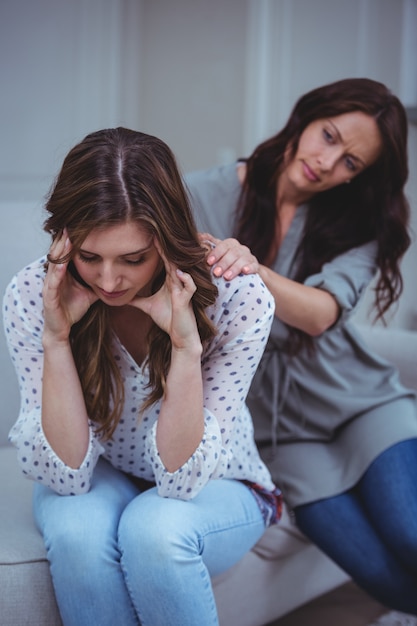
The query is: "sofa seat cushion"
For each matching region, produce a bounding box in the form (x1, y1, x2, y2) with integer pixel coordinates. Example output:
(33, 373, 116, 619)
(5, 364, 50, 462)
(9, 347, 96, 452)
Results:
(0, 446, 47, 565)
(0, 445, 62, 625)
(250, 505, 311, 560)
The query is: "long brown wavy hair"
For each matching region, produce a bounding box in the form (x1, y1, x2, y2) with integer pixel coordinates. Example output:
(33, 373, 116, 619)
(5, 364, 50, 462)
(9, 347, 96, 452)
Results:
(44, 128, 218, 438)
(235, 78, 410, 350)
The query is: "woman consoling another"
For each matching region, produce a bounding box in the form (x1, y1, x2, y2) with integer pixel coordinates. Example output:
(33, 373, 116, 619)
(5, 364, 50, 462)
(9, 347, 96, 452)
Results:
(186, 78, 417, 617)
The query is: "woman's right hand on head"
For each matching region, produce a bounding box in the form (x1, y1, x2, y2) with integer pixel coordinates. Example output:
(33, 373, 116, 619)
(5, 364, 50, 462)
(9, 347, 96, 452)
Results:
(42, 232, 98, 344)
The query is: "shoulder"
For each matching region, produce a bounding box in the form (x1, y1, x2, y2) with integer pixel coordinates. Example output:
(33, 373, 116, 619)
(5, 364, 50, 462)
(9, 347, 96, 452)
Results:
(203, 272, 274, 356)
(184, 163, 240, 189)
(184, 163, 241, 202)
(185, 164, 242, 238)
(210, 271, 275, 319)
(5, 257, 46, 291)
(3, 258, 46, 316)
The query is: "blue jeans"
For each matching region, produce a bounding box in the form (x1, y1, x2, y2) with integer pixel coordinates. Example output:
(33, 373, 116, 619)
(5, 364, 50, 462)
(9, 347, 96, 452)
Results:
(295, 438, 417, 615)
(33, 459, 266, 626)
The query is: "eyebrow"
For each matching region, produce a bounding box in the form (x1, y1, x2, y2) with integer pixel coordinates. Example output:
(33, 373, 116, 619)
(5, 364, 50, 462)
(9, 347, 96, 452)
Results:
(79, 243, 154, 257)
(328, 120, 366, 167)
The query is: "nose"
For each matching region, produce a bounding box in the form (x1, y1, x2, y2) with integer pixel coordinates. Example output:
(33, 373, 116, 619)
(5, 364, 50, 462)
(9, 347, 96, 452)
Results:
(99, 262, 121, 292)
(317, 148, 339, 172)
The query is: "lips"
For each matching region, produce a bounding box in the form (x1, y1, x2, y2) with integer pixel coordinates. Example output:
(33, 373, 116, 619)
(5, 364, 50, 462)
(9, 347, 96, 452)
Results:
(98, 288, 129, 300)
(302, 161, 320, 182)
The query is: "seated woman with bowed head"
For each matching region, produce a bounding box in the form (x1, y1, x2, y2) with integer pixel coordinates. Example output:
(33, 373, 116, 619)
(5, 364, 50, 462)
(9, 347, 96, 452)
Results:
(3, 127, 281, 626)
(186, 78, 417, 618)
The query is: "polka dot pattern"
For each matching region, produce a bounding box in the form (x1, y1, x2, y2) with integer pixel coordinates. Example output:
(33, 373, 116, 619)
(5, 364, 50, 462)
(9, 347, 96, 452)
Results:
(4, 259, 276, 499)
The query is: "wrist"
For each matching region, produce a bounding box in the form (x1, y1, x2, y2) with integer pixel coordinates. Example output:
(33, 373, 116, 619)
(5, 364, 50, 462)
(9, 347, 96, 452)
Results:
(258, 264, 269, 283)
(171, 342, 203, 360)
(42, 331, 71, 351)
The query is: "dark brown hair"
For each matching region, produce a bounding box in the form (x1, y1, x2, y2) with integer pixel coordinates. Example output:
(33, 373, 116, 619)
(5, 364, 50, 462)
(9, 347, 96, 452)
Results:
(44, 128, 218, 437)
(235, 78, 410, 349)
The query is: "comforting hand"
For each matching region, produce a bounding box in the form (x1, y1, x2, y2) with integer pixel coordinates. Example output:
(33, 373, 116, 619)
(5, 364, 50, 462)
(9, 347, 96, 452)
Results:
(130, 241, 201, 353)
(42, 231, 98, 343)
(198, 232, 259, 280)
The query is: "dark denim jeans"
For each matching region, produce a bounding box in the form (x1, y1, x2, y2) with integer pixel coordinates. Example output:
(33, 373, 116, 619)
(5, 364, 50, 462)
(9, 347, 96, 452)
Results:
(295, 438, 417, 615)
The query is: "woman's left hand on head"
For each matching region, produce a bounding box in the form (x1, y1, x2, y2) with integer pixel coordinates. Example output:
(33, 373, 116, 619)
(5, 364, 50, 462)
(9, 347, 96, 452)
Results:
(198, 233, 259, 280)
(129, 242, 201, 351)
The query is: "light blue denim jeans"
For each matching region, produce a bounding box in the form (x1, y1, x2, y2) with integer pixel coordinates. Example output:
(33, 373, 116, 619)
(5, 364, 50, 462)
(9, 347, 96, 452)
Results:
(33, 458, 266, 626)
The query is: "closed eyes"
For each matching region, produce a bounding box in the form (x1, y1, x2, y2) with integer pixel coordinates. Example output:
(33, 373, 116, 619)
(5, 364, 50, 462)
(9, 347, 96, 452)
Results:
(78, 253, 146, 266)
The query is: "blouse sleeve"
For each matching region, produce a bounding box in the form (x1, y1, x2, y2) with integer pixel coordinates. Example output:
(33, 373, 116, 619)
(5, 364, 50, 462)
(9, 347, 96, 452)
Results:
(3, 263, 104, 495)
(145, 272, 275, 499)
(304, 241, 378, 322)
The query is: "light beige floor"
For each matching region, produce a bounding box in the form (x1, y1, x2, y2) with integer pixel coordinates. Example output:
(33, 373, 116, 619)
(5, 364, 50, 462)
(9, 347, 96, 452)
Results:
(267, 581, 388, 626)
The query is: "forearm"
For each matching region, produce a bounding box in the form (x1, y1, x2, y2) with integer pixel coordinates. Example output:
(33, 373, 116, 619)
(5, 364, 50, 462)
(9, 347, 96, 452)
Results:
(156, 345, 204, 472)
(42, 336, 90, 468)
(259, 265, 340, 335)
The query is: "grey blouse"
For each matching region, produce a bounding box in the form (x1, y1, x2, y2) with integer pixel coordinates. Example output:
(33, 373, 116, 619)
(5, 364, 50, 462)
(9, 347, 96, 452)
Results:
(185, 163, 417, 508)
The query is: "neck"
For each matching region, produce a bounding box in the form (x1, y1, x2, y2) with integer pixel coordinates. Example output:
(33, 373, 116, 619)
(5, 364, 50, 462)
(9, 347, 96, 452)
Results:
(276, 172, 313, 210)
(110, 306, 152, 367)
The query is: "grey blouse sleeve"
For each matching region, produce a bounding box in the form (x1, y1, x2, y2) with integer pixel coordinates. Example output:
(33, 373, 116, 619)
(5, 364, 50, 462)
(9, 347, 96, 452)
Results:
(304, 241, 378, 321)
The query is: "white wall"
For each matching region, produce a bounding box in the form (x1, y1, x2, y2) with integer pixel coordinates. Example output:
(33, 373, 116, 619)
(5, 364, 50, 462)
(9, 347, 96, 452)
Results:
(139, 0, 417, 328)
(0, 0, 143, 203)
(1, 0, 416, 440)
(253, 0, 417, 330)
(0, 0, 144, 440)
(137, 0, 249, 171)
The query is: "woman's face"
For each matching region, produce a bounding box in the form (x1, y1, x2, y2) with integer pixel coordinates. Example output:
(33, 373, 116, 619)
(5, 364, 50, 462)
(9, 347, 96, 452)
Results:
(72, 221, 162, 306)
(282, 111, 382, 199)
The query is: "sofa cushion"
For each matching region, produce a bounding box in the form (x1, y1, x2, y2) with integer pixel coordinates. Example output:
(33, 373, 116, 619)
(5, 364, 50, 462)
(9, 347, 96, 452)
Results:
(0, 446, 47, 565)
(250, 506, 311, 560)
(0, 445, 62, 625)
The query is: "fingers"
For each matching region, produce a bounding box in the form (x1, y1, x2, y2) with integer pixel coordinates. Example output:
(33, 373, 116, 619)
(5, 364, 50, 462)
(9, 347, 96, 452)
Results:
(216, 260, 253, 280)
(153, 237, 196, 295)
(45, 233, 71, 290)
(205, 238, 240, 266)
(204, 238, 259, 280)
(47, 229, 71, 264)
(130, 265, 196, 318)
(198, 232, 220, 247)
(175, 268, 197, 297)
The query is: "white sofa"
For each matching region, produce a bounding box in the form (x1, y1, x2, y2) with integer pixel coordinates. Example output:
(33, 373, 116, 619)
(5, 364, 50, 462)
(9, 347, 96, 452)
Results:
(1, 324, 416, 626)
